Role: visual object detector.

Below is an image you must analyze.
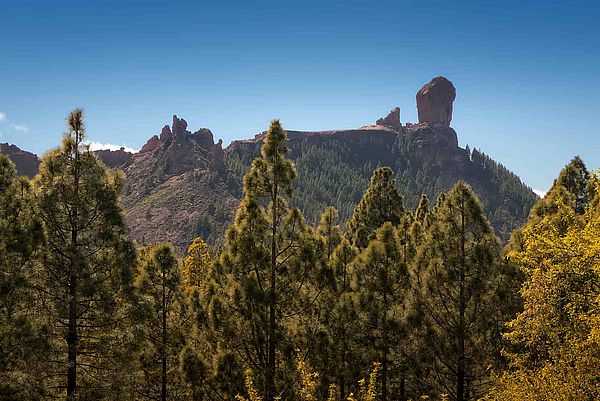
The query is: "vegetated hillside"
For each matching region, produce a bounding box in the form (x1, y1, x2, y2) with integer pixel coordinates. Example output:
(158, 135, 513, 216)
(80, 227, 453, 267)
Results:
(226, 77, 538, 244)
(226, 125, 535, 243)
(113, 115, 241, 251)
(2, 77, 538, 252)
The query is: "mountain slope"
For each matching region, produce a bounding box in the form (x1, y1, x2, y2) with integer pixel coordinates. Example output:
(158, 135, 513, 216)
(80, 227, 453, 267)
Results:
(226, 119, 536, 242)
(2, 77, 538, 252)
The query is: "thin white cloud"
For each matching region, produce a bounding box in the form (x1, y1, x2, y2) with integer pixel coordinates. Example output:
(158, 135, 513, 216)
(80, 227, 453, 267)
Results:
(0, 112, 5, 122)
(86, 141, 138, 154)
(12, 124, 29, 133)
(533, 188, 546, 197)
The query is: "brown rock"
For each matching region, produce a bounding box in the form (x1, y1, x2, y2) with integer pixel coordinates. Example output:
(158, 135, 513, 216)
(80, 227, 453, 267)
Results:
(159, 125, 172, 141)
(171, 115, 188, 138)
(140, 135, 161, 153)
(0, 143, 40, 178)
(194, 128, 215, 148)
(210, 139, 225, 170)
(416, 76, 456, 126)
(376, 107, 401, 129)
(94, 147, 133, 168)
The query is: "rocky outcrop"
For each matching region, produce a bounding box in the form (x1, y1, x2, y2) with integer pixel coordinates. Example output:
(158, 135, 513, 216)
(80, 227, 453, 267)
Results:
(123, 116, 228, 201)
(416, 76, 456, 126)
(0, 143, 40, 178)
(210, 139, 225, 170)
(403, 123, 460, 168)
(140, 135, 161, 153)
(159, 125, 172, 142)
(95, 147, 134, 168)
(171, 115, 188, 139)
(376, 107, 401, 130)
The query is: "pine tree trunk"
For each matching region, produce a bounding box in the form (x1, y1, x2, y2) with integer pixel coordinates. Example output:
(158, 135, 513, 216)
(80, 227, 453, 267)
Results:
(67, 136, 80, 400)
(400, 373, 406, 401)
(66, 274, 77, 400)
(340, 332, 347, 401)
(382, 268, 389, 401)
(267, 177, 278, 401)
(457, 197, 466, 401)
(162, 267, 168, 401)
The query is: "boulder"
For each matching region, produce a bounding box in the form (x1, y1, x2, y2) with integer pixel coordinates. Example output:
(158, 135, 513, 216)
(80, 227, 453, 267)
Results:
(416, 76, 456, 126)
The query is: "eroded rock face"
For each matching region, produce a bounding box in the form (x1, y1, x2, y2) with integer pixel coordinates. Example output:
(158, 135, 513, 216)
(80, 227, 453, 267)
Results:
(95, 147, 133, 168)
(404, 123, 459, 151)
(416, 76, 456, 127)
(171, 115, 188, 140)
(376, 107, 401, 129)
(140, 135, 161, 153)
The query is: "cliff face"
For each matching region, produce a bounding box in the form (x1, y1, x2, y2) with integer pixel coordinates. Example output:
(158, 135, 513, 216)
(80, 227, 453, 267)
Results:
(4, 77, 538, 251)
(94, 147, 134, 168)
(0, 143, 40, 178)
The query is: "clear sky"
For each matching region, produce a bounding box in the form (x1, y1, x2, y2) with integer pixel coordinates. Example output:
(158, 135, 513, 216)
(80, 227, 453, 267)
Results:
(1, 0, 598, 194)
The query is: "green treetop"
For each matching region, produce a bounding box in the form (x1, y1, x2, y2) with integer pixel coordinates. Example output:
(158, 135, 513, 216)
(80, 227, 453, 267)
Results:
(347, 167, 404, 248)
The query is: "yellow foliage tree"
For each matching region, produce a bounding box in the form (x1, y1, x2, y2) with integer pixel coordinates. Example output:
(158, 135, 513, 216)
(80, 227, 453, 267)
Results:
(487, 185, 600, 400)
(183, 236, 213, 290)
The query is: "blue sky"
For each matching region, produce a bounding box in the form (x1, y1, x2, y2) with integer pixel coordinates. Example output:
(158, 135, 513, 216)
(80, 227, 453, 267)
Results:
(1, 0, 598, 193)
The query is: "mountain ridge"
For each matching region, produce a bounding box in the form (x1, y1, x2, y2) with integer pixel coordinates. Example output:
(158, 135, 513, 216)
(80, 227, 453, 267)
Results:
(1, 77, 538, 252)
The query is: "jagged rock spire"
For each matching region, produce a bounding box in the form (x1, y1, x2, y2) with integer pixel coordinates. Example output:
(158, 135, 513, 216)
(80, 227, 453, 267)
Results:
(376, 107, 401, 129)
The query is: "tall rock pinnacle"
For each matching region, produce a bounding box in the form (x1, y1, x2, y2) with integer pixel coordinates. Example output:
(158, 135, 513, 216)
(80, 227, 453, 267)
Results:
(416, 76, 456, 127)
(376, 107, 401, 130)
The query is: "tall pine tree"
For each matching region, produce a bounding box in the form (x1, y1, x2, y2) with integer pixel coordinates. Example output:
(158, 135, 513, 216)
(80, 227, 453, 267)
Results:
(211, 120, 324, 400)
(351, 222, 410, 401)
(412, 181, 509, 401)
(135, 244, 189, 401)
(34, 109, 137, 399)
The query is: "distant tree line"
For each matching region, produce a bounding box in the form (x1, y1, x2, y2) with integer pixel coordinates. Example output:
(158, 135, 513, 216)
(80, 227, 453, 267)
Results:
(1, 110, 598, 401)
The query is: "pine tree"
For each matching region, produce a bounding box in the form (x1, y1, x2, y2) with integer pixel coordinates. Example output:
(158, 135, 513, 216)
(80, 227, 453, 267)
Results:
(351, 222, 410, 401)
(412, 181, 508, 401)
(136, 244, 189, 401)
(0, 155, 46, 400)
(34, 109, 138, 399)
(308, 209, 359, 399)
(526, 156, 596, 224)
(317, 206, 342, 260)
(347, 167, 404, 248)
(212, 120, 324, 400)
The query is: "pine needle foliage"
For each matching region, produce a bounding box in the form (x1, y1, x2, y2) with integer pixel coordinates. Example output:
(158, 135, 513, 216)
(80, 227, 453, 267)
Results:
(33, 109, 138, 399)
(0, 155, 46, 400)
(347, 167, 404, 248)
